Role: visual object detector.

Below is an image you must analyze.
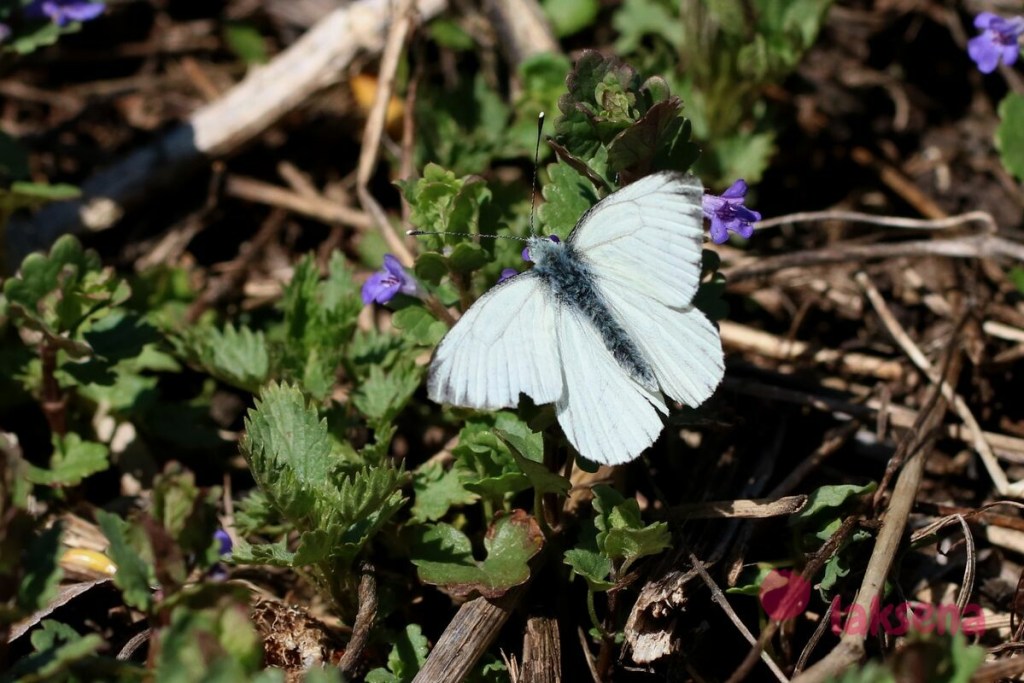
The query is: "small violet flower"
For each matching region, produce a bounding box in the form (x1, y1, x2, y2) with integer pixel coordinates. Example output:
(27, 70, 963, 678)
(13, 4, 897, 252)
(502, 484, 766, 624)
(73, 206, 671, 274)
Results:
(968, 13, 1024, 74)
(214, 529, 233, 556)
(702, 180, 761, 244)
(25, 0, 105, 27)
(522, 235, 560, 262)
(497, 268, 518, 284)
(362, 254, 419, 305)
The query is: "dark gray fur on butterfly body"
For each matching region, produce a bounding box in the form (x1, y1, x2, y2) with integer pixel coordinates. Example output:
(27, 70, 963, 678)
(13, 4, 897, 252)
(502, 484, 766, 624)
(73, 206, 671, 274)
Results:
(527, 236, 656, 389)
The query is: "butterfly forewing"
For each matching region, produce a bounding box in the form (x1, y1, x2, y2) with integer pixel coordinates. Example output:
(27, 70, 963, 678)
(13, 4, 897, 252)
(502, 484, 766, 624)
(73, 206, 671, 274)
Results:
(428, 273, 563, 410)
(569, 172, 705, 309)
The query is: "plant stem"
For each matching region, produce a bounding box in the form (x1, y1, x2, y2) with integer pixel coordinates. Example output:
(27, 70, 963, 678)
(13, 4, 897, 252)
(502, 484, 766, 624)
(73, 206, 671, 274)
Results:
(40, 341, 66, 436)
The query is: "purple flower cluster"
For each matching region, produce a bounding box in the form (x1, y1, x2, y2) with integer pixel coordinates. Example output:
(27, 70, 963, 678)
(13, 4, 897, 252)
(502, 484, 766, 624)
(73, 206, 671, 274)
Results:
(25, 0, 105, 27)
(968, 12, 1024, 74)
(702, 179, 760, 244)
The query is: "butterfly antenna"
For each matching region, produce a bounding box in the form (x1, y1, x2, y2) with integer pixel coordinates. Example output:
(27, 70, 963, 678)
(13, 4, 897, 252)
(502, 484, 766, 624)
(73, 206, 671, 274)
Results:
(529, 112, 545, 236)
(407, 229, 529, 243)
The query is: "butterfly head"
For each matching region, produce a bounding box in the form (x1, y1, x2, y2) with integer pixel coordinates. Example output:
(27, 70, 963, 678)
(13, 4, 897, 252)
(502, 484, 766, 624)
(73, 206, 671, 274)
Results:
(523, 234, 562, 265)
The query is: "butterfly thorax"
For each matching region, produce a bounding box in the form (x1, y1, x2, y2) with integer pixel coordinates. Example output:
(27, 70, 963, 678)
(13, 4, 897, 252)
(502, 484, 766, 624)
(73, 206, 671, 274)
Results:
(527, 237, 656, 389)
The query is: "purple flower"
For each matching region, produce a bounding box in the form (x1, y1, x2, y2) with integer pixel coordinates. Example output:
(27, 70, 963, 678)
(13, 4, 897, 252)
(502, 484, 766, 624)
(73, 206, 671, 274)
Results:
(25, 0, 105, 27)
(702, 180, 761, 244)
(0, 23, 10, 43)
(214, 529, 232, 556)
(497, 268, 518, 284)
(522, 235, 560, 262)
(968, 13, 1024, 74)
(361, 254, 419, 305)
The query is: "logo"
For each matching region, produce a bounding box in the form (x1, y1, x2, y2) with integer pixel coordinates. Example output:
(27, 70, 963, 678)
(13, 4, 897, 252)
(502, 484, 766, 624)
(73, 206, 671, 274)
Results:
(756, 569, 986, 636)
(759, 569, 811, 620)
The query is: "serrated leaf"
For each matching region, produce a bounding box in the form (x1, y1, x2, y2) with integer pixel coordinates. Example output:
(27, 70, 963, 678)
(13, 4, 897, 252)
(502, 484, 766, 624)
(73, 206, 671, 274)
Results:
(96, 509, 154, 612)
(409, 510, 544, 598)
(351, 360, 422, 428)
(998, 93, 1024, 181)
(412, 463, 479, 523)
(195, 323, 269, 393)
(229, 539, 296, 567)
(455, 414, 532, 501)
(27, 433, 109, 487)
(563, 548, 615, 592)
(392, 306, 447, 346)
(555, 50, 641, 161)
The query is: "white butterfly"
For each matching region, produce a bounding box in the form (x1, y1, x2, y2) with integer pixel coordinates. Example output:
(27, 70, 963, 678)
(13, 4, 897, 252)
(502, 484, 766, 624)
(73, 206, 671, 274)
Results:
(427, 171, 724, 465)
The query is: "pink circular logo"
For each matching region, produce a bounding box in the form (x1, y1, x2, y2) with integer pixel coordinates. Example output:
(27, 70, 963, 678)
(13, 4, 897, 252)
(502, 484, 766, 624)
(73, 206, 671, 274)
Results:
(759, 569, 811, 620)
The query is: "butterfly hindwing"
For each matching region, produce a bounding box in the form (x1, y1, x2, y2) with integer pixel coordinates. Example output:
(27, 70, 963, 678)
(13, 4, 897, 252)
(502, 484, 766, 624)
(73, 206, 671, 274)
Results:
(569, 172, 705, 309)
(595, 280, 724, 408)
(554, 306, 667, 465)
(428, 273, 563, 410)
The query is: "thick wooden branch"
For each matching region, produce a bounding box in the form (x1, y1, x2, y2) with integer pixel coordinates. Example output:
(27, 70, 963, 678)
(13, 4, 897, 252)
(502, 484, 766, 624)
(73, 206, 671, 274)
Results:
(6, 0, 446, 263)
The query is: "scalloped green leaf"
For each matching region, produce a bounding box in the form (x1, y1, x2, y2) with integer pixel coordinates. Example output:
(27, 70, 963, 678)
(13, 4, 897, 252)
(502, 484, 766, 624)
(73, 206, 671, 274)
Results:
(409, 510, 543, 599)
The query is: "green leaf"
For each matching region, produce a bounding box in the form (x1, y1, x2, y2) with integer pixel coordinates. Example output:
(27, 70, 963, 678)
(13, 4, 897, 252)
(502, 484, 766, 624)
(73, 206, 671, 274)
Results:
(428, 18, 474, 51)
(4, 234, 129, 344)
(224, 23, 268, 64)
(18, 523, 63, 613)
(393, 306, 447, 346)
(792, 482, 876, 524)
(541, 0, 599, 37)
(613, 0, 683, 53)
(563, 548, 615, 592)
(155, 600, 265, 683)
(555, 51, 642, 161)
(455, 414, 533, 501)
(413, 251, 450, 285)
(3, 620, 105, 682)
(607, 97, 697, 179)
(365, 624, 431, 683)
(184, 323, 269, 393)
(352, 360, 422, 428)
(409, 510, 544, 598)
(537, 162, 598, 238)
(998, 93, 1024, 181)
(411, 463, 479, 523)
(591, 485, 671, 569)
(241, 382, 333, 521)
(229, 539, 296, 567)
(96, 509, 154, 612)
(398, 164, 492, 240)
(26, 433, 109, 487)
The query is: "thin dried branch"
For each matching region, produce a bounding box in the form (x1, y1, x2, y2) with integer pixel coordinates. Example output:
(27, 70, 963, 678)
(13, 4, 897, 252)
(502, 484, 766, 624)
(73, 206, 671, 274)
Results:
(855, 271, 1019, 496)
(722, 234, 1024, 283)
(521, 613, 561, 683)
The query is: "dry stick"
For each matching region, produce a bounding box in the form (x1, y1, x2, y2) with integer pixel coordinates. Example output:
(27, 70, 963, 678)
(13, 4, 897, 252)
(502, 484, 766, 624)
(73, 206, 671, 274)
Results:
(855, 271, 1017, 497)
(722, 377, 1024, 463)
(954, 515, 976, 616)
(411, 585, 527, 683)
(225, 175, 373, 230)
(482, 0, 560, 66)
(5, 0, 447, 264)
(689, 552, 790, 683)
(521, 614, 562, 683)
(355, 0, 418, 268)
(720, 320, 903, 381)
(723, 233, 1024, 284)
(666, 495, 808, 520)
(789, 325, 962, 683)
(339, 561, 378, 674)
(754, 209, 997, 233)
